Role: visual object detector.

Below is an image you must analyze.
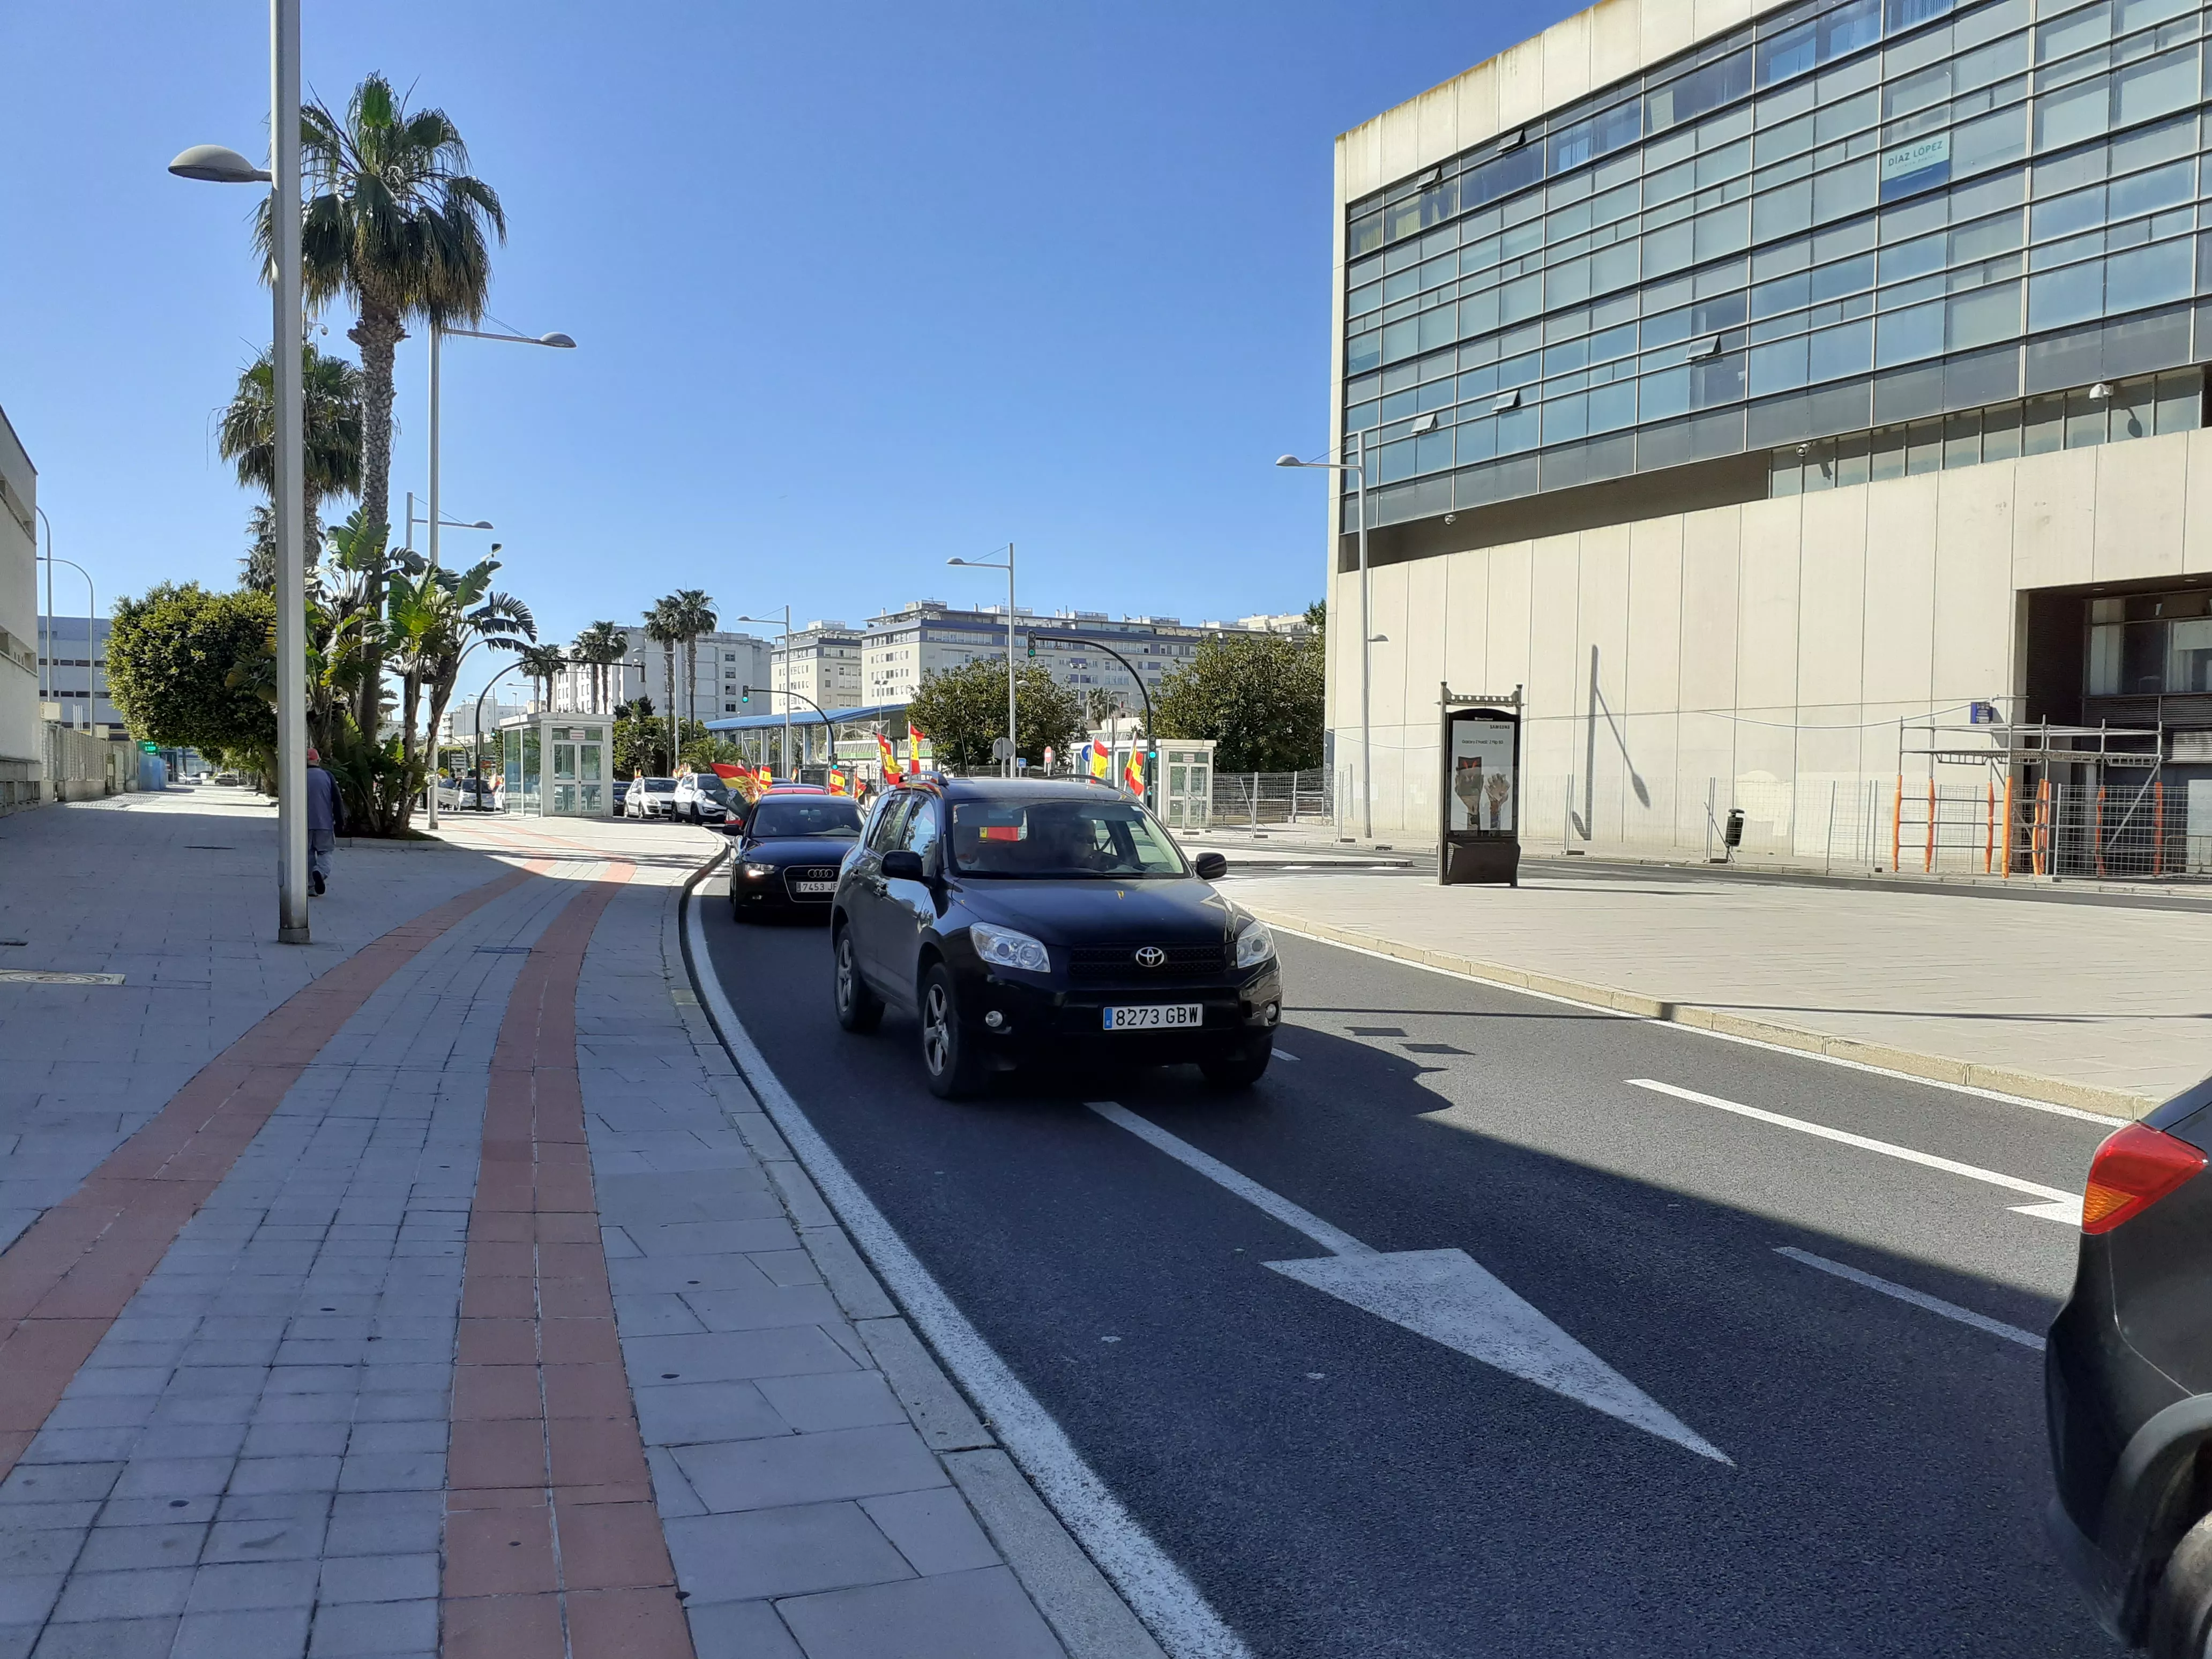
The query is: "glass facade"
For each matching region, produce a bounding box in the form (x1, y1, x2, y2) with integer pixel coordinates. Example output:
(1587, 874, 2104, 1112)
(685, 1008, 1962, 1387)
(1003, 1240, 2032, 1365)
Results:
(1342, 0, 2212, 531)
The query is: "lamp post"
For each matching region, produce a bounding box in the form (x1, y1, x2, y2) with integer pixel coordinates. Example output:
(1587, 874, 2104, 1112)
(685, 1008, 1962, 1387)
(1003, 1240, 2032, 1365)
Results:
(947, 545, 1016, 776)
(1277, 431, 1371, 840)
(169, 0, 308, 943)
(403, 494, 493, 554)
(734, 610, 795, 779)
(1028, 633, 1156, 810)
(35, 534, 95, 731)
(739, 684, 836, 777)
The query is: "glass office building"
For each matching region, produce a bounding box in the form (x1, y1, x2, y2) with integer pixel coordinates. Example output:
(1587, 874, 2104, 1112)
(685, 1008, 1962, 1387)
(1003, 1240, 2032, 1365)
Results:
(1323, 0, 2212, 870)
(1340, 0, 2212, 547)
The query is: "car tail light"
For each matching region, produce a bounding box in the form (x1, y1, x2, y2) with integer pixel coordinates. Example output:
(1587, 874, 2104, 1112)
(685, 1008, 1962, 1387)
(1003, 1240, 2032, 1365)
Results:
(2081, 1122, 2207, 1235)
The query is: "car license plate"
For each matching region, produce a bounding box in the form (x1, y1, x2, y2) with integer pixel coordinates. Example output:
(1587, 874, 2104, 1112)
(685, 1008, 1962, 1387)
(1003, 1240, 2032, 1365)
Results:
(793, 880, 836, 895)
(1103, 1004, 1203, 1032)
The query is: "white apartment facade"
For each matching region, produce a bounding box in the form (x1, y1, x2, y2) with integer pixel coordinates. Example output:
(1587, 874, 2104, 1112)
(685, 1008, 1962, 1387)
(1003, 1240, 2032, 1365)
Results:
(0, 408, 35, 811)
(771, 622, 865, 714)
(550, 627, 773, 723)
(1326, 0, 2212, 872)
(861, 602, 1286, 712)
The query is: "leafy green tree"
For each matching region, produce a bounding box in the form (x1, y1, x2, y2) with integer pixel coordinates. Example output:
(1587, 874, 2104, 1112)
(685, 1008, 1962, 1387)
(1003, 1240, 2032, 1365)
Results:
(612, 714, 705, 778)
(219, 344, 364, 571)
(1155, 631, 1325, 772)
(107, 585, 278, 766)
(265, 72, 506, 730)
(905, 658, 1082, 771)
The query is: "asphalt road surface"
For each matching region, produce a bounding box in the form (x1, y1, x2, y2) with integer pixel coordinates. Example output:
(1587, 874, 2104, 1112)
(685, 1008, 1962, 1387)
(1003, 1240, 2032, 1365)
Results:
(694, 873, 2117, 1658)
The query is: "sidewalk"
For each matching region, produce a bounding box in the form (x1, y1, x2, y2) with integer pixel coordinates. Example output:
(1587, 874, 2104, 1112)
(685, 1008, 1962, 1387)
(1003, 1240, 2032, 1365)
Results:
(1227, 863, 2212, 1117)
(0, 792, 1157, 1658)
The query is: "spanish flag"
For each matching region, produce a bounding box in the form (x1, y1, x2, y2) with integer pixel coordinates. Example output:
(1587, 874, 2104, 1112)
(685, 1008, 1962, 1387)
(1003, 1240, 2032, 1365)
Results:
(827, 768, 850, 796)
(709, 761, 751, 788)
(907, 720, 928, 767)
(1087, 741, 1110, 782)
(876, 729, 900, 780)
(1123, 748, 1145, 796)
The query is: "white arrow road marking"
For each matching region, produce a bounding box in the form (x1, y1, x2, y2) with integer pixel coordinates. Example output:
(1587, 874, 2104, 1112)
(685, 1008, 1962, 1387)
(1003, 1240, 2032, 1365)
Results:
(1086, 1102, 1730, 1464)
(1774, 1247, 2046, 1351)
(1626, 1079, 2085, 1227)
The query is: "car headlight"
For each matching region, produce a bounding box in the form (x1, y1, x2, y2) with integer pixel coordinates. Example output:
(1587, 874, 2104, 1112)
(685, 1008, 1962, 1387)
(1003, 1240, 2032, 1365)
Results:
(742, 862, 775, 879)
(970, 922, 1050, 973)
(1234, 918, 1275, 969)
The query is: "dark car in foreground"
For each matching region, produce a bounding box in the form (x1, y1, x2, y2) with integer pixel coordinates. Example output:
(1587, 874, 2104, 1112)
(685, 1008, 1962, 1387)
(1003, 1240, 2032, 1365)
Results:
(828, 776, 1280, 1098)
(2046, 1076, 2212, 1656)
(729, 796, 864, 921)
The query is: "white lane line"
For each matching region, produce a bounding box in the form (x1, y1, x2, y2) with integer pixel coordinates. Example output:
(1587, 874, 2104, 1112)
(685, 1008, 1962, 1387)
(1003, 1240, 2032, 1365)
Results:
(1273, 1050, 1301, 1063)
(1261, 920, 2124, 1127)
(684, 898, 1250, 1659)
(1087, 1101, 1371, 1257)
(1775, 1247, 2046, 1351)
(1627, 1078, 2083, 1225)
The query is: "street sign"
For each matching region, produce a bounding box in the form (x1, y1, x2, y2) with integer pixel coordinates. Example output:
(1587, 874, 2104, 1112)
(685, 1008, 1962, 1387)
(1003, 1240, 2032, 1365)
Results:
(139, 742, 158, 753)
(991, 737, 1014, 761)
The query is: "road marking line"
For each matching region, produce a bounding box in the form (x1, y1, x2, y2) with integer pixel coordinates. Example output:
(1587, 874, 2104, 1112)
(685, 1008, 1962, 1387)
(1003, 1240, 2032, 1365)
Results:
(1261, 921, 2123, 1126)
(1273, 1050, 1301, 1063)
(1086, 1103, 1729, 1463)
(684, 896, 1244, 1659)
(1088, 1102, 1371, 1257)
(1775, 1247, 2046, 1351)
(1626, 1078, 2083, 1225)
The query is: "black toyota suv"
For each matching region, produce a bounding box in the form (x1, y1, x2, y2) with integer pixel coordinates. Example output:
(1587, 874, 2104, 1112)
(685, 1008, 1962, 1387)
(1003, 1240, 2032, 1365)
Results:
(2046, 1074, 2212, 1656)
(828, 776, 1283, 1098)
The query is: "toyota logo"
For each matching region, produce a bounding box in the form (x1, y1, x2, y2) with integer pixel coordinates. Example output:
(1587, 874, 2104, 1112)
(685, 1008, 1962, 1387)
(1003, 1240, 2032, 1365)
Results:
(1134, 946, 1166, 968)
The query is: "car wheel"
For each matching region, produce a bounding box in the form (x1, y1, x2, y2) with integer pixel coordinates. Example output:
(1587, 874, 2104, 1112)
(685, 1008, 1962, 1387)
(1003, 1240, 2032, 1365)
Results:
(918, 962, 986, 1098)
(2150, 1511, 2212, 1659)
(1200, 1042, 1273, 1091)
(832, 927, 883, 1034)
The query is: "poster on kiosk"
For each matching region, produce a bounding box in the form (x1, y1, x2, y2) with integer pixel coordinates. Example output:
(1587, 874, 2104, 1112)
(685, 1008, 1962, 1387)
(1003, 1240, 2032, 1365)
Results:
(1438, 689, 1521, 886)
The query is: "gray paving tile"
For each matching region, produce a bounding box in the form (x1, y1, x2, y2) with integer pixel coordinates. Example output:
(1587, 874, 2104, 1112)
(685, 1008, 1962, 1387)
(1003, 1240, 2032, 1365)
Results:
(683, 1598, 804, 1659)
(622, 1327, 858, 1385)
(26, 1615, 180, 1659)
(182, 1558, 319, 1612)
(314, 1552, 437, 1604)
(0, 1576, 63, 1626)
(170, 1606, 311, 1659)
(68, 1523, 198, 1576)
(773, 1565, 1065, 1659)
(633, 1381, 788, 1448)
(860, 1488, 1002, 1577)
(665, 1503, 910, 1601)
(201, 1513, 327, 1565)
(672, 1425, 947, 1514)
(679, 1283, 843, 1333)
(49, 1566, 193, 1623)
(303, 1596, 436, 1655)
(754, 1373, 906, 1434)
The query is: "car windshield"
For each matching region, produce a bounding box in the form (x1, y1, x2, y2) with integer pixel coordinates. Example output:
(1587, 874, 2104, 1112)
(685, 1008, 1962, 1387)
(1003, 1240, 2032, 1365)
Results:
(750, 801, 863, 838)
(642, 779, 675, 793)
(948, 798, 1186, 878)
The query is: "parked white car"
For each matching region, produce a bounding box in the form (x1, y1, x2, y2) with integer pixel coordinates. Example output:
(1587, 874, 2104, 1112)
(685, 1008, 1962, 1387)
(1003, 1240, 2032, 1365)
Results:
(625, 777, 679, 819)
(671, 773, 731, 824)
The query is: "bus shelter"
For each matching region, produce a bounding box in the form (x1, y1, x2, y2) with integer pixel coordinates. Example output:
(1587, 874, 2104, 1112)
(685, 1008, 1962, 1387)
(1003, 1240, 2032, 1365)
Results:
(498, 714, 614, 817)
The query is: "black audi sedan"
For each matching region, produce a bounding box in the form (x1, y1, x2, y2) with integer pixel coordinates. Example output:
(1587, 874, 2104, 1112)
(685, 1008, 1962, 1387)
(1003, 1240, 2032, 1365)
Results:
(828, 776, 1282, 1097)
(727, 795, 865, 921)
(2045, 1076, 2212, 1656)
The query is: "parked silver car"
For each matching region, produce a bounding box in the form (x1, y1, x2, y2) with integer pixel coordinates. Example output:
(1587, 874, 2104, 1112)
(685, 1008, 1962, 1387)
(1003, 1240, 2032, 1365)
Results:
(671, 773, 731, 824)
(624, 777, 679, 819)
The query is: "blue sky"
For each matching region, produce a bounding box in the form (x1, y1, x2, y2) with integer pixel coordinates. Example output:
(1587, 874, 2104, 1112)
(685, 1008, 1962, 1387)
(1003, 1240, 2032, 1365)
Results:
(0, 1, 1576, 709)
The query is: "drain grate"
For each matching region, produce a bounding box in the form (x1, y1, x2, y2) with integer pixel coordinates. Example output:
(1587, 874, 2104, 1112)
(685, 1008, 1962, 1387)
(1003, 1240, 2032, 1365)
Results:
(474, 945, 533, 955)
(0, 971, 125, 986)
(183, 845, 236, 851)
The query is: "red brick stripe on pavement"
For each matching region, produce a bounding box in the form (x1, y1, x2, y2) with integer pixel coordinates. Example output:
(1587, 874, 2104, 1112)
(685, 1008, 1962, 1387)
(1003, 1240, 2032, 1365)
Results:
(0, 861, 549, 1480)
(442, 861, 696, 1659)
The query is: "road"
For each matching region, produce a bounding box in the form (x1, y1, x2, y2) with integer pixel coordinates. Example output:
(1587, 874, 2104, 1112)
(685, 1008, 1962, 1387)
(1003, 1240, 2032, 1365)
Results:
(693, 871, 2114, 1658)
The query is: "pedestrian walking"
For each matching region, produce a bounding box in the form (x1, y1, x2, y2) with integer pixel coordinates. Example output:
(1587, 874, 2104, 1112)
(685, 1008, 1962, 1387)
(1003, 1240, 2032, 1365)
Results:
(305, 748, 346, 896)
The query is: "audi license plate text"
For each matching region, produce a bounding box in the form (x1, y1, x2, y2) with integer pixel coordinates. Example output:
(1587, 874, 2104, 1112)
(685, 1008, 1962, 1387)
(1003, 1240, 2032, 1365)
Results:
(1103, 1004, 1203, 1032)
(792, 881, 836, 895)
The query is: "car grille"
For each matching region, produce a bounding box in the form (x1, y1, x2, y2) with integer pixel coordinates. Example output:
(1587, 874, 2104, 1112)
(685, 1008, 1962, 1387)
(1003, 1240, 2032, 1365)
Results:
(782, 865, 841, 902)
(1068, 942, 1228, 982)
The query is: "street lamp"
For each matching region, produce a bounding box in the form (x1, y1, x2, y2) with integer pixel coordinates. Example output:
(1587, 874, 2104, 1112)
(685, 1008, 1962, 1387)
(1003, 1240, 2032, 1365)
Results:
(733, 610, 795, 779)
(1278, 432, 1371, 841)
(947, 545, 1016, 777)
(404, 494, 494, 551)
(169, 0, 309, 943)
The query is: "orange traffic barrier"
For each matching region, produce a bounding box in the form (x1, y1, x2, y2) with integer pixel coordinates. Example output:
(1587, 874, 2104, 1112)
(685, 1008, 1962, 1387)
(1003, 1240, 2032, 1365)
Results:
(1983, 780, 1995, 874)
(1890, 776, 1902, 872)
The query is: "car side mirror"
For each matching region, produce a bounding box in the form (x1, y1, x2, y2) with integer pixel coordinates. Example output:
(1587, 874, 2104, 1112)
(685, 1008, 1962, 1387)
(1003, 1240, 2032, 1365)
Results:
(881, 849, 926, 881)
(1193, 851, 1229, 881)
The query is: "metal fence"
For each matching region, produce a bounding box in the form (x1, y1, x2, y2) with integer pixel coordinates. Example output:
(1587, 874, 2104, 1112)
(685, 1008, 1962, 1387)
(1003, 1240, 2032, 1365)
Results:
(1534, 769, 2211, 879)
(1205, 770, 1333, 828)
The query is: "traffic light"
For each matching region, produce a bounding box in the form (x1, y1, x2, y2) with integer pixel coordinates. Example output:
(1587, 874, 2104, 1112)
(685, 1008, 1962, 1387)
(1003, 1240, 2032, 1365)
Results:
(741, 685, 751, 704)
(1026, 636, 1036, 659)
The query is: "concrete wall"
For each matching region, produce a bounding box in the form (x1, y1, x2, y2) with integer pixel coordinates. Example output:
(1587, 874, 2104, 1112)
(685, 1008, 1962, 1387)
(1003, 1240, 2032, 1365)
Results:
(0, 408, 39, 797)
(1328, 427, 2212, 849)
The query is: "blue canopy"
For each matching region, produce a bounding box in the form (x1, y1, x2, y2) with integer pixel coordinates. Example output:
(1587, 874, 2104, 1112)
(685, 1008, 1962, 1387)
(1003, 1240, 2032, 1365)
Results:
(703, 700, 906, 733)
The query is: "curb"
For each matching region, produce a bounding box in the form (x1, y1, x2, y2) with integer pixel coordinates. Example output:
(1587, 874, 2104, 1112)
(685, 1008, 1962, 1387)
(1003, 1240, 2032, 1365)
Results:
(1240, 904, 2156, 1123)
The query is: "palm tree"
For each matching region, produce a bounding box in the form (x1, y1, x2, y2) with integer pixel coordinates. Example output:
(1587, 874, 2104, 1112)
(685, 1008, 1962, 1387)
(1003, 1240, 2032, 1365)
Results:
(644, 599, 682, 772)
(219, 344, 364, 571)
(515, 641, 568, 713)
(265, 72, 506, 731)
(384, 556, 535, 806)
(667, 590, 718, 734)
(571, 621, 628, 714)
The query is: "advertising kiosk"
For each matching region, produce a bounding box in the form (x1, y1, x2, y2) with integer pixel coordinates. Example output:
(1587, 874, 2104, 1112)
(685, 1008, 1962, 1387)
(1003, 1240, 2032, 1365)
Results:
(1438, 685, 1521, 886)
(497, 714, 615, 817)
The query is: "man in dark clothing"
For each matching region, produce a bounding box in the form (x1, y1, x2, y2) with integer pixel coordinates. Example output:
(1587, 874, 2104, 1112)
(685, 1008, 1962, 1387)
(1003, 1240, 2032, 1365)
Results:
(305, 748, 345, 896)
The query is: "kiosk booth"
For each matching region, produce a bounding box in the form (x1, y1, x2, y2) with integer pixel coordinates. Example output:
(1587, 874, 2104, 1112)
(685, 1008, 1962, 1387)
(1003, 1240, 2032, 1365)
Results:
(1439, 685, 1521, 886)
(497, 714, 614, 817)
